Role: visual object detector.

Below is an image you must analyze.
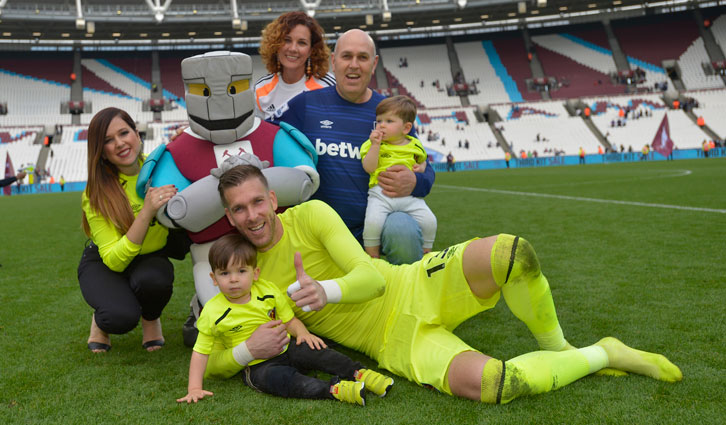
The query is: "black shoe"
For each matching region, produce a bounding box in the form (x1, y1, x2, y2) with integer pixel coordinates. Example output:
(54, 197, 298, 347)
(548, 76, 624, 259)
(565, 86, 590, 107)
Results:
(182, 306, 198, 348)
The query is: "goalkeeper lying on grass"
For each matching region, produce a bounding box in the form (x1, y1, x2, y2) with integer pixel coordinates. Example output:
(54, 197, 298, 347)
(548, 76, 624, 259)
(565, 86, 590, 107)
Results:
(202, 164, 681, 404)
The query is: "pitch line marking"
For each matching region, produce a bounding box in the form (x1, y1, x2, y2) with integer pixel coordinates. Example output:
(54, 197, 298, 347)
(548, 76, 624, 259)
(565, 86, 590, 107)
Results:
(528, 169, 693, 189)
(435, 184, 726, 214)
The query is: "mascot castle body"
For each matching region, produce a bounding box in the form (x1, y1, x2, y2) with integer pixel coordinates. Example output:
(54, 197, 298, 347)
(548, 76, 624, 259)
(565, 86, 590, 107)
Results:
(137, 51, 318, 340)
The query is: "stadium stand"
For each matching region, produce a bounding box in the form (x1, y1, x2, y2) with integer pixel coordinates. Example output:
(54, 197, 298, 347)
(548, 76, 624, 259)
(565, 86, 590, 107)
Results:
(713, 14, 726, 53)
(533, 36, 625, 99)
(689, 88, 726, 139)
(489, 100, 600, 156)
(490, 36, 538, 102)
(501, 115, 600, 157)
(380, 44, 461, 108)
(678, 37, 725, 90)
(0, 142, 42, 176)
(531, 33, 618, 76)
(491, 100, 567, 120)
(455, 41, 512, 106)
(586, 93, 708, 150)
(0, 67, 71, 127)
(2, 7, 725, 178)
(0, 127, 41, 146)
(417, 107, 501, 161)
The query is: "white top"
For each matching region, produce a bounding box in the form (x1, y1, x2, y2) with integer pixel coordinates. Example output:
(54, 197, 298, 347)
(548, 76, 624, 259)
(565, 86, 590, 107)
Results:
(254, 72, 335, 120)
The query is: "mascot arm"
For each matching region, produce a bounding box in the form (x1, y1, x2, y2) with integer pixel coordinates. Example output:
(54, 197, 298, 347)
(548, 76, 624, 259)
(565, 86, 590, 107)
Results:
(164, 175, 225, 232)
(268, 122, 320, 206)
(136, 145, 193, 228)
(136, 144, 192, 197)
(262, 167, 315, 207)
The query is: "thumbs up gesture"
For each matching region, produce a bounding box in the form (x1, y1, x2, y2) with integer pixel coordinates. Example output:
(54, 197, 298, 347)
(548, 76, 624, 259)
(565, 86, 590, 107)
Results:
(286, 252, 327, 312)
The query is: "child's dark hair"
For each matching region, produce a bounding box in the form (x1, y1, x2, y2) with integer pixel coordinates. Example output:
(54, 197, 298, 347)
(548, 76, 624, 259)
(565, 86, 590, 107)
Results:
(208, 233, 258, 271)
(375, 95, 417, 124)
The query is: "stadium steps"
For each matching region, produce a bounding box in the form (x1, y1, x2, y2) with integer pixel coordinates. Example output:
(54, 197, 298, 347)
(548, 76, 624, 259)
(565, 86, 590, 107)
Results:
(602, 20, 631, 73)
(581, 115, 612, 151)
(445, 36, 468, 107)
(693, 8, 726, 62)
(521, 27, 549, 101)
(488, 122, 514, 157)
(682, 101, 721, 141)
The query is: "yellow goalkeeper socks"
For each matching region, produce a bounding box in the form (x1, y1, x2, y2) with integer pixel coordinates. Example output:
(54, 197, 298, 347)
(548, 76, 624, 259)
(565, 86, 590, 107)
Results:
(490, 234, 567, 351)
(480, 346, 608, 404)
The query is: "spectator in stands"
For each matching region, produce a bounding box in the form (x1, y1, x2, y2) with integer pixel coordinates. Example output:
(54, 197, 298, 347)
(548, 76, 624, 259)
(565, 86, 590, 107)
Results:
(458, 140, 462, 148)
(255, 11, 335, 120)
(275, 29, 435, 265)
(446, 152, 455, 172)
(464, 140, 470, 149)
(78, 107, 190, 354)
(0, 170, 26, 188)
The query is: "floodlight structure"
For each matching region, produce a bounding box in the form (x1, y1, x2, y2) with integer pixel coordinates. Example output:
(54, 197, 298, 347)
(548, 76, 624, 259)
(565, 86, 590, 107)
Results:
(230, 0, 247, 31)
(75, 0, 86, 30)
(300, 0, 322, 18)
(457, 0, 467, 8)
(381, 0, 391, 22)
(0, 0, 6, 16)
(145, 0, 173, 24)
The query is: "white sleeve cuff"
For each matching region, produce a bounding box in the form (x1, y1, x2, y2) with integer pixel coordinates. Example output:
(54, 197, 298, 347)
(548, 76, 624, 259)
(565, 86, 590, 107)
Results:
(232, 341, 254, 366)
(320, 279, 342, 304)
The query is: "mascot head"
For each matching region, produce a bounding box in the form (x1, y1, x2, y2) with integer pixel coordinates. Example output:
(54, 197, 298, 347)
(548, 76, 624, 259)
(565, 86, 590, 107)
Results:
(182, 51, 254, 144)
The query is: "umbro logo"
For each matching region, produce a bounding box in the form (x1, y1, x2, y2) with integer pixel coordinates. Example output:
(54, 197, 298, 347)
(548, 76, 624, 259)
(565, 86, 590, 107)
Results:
(320, 120, 333, 129)
(265, 104, 276, 112)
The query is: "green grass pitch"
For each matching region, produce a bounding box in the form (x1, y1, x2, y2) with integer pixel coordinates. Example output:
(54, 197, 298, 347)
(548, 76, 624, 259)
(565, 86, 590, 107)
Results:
(1, 158, 724, 424)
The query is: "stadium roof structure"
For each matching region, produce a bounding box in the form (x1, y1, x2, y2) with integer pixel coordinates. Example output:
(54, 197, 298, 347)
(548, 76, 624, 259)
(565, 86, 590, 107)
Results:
(0, 0, 723, 48)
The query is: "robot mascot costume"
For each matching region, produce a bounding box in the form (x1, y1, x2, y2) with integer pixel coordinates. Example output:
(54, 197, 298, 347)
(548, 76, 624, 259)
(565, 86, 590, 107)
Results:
(136, 51, 318, 346)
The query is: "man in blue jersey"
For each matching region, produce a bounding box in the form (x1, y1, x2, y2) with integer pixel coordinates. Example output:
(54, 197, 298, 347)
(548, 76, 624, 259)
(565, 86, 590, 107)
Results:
(274, 29, 435, 265)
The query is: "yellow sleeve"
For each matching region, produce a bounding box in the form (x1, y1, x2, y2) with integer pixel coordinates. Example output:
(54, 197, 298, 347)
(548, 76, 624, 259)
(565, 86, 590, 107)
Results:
(360, 139, 372, 162)
(192, 309, 216, 355)
(412, 139, 427, 163)
(306, 201, 386, 303)
(205, 341, 243, 379)
(82, 193, 142, 272)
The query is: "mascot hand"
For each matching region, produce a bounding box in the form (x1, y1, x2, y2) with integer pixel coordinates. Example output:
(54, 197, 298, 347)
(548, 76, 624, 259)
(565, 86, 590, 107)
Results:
(210, 153, 270, 178)
(166, 193, 188, 221)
